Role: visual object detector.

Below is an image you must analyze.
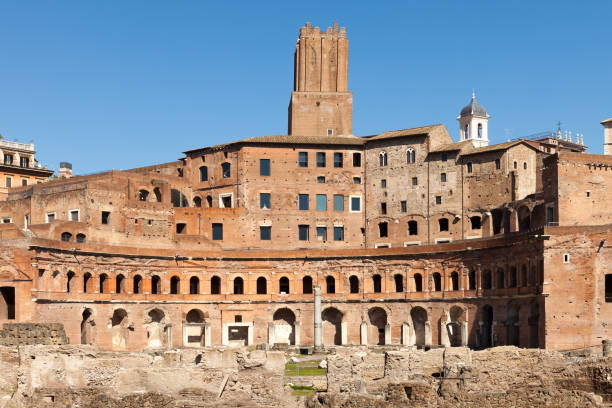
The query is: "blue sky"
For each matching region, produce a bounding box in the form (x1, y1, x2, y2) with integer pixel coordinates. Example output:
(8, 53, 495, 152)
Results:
(0, 1, 610, 175)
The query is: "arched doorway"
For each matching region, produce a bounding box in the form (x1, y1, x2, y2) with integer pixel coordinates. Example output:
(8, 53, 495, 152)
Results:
(1, 287, 16, 320)
(273, 308, 296, 345)
(81, 308, 95, 344)
(146, 308, 167, 348)
(410, 307, 428, 347)
(448, 306, 465, 347)
(479, 305, 494, 348)
(368, 307, 387, 345)
(184, 308, 208, 347)
(110, 309, 128, 350)
(507, 303, 520, 346)
(322, 307, 343, 346)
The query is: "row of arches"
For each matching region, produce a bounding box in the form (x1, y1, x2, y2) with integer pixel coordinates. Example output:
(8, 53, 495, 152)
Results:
(60, 232, 86, 243)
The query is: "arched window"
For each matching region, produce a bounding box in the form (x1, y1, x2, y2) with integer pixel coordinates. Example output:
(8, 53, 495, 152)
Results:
(211, 276, 221, 295)
(133, 275, 142, 294)
(151, 275, 161, 294)
(139, 189, 149, 201)
(407, 148, 415, 164)
(482, 269, 492, 289)
(221, 162, 231, 178)
(193, 196, 202, 208)
(326, 276, 335, 294)
(206, 195, 213, 208)
(302, 276, 313, 294)
(349, 275, 359, 293)
(170, 276, 180, 294)
(153, 187, 162, 202)
(189, 276, 200, 294)
(373, 274, 382, 293)
(432, 272, 442, 291)
(468, 270, 476, 290)
(451, 272, 459, 291)
(66, 271, 75, 293)
(99, 273, 108, 293)
(464, 124, 469, 139)
(477, 123, 482, 138)
(61, 232, 72, 242)
(256, 277, 267, 294)
(115, 274, 125, 293)
(76, 233, 86, 243)
(83, 272, 92, 293)
(199, 166, 208, 182)
(379, 151, 387, 166)
(233, 277, 244, 294)
(394, 274, 403, 292)
(414, 273, 423, 292)
(279, 277, 290, 294)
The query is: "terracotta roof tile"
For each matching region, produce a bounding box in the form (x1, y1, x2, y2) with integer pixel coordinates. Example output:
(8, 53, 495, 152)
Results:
(429, 140, 474, 153)
(601, 117, 612, 125)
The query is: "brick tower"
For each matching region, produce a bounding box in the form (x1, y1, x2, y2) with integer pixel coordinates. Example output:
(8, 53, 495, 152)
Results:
(288, 22, 352, 137)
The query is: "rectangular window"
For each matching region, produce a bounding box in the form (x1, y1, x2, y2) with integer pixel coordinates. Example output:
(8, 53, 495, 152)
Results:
(352, 152, 361, 167)
(546, 206, 554, 223)
(260, 193, 271, 209)
(441, 173, 447, 182)
(176, 223, 186, 234)
(260, 226, 271, 240)
(298, 194, 309, 210)
(381, 179, 387, 188)
(317, 176, 325, 183)
(21, 178, 27, 186)
(353, 177, 361, 184)
(333, 194, 344, 211)
(333, 226, 344, 241)
(401, 201, 407, 213)
(316, 226, 327, 242)
(222, 162, 231, 178)
(436, 196, 442, 205)
(467, 162, 473, 173)
(606, 274, 612, 302)
(379, 222, 388, 238)
(316, 194, 327, 211)
(412, 177, 418, 186)
(212, 223, 223, 240)
(259, 159, 270, 176)
(46, 212, 55, 223)
(70, 210, 79, 222)
(333, 152, 343, 168)
(219, 194, 233, 208)
(101, 211, 110, 225)
(5, 177, 11, 188)
(4, 154, 13, 165)
(298, 225, 309, 241)
(199, 166, 208, 181)
(495, 159, 501, 170)
(381, 202, 387, 214)
(350, 196, 361, 212)
(298, 152, 308, 167)
(316, 152, 326, 167)
(20, 157, 29, 167)
(327, 128, 333, 136)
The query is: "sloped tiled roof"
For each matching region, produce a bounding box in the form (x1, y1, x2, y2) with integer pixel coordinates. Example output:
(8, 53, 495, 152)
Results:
(461, 140, 539, 156)
(362, 124, 445, 141)
(429, 140, 474, 153)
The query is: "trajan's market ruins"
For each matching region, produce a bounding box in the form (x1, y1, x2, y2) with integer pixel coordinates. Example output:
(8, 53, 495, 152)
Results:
(1, 21, 612, 408)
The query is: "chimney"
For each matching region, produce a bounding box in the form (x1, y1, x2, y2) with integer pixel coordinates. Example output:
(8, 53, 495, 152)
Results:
(59, 162, 73, 179)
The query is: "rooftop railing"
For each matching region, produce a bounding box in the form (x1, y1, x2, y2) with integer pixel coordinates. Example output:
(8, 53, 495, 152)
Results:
(0, 139, 34, 151)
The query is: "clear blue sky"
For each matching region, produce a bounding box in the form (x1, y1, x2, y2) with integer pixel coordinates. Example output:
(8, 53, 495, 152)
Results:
(0, 1, 610, 175)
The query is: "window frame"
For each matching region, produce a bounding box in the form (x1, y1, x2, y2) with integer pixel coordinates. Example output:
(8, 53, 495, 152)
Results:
(212, 223, 223, 240)
(349, 195, 362, 212)
(316, 152, 326, 168)
(259, 158, 271, 176)
(259, 192, 271, 210)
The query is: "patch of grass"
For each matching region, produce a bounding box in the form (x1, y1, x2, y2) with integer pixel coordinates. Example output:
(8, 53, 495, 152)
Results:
(284, 360, 326, 376)
(291, 389, 315, 397)
(290, 385, 314, 390)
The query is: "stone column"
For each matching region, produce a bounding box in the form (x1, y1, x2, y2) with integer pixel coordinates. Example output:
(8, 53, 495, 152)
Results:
(424, 321, 432, 346)
(384, 324, 391, 345)
(221, 323, 229, 345)
(314, 286, 322, 348)
(461, 322, 468, 346)
(294, 322, 301, 346)
(341, 322, 348, 345)
(204, 322, 211, 346)
(440, 320, 450, 347)
(401, 322, 411, 346)
(166, 324, 173, 348)
(360, 321, 368, 345)
(268, 322, 276, 346)
(247, 324, 254, 346)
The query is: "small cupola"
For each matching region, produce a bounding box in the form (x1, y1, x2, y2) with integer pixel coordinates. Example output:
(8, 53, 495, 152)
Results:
(458, 92, 490, 148)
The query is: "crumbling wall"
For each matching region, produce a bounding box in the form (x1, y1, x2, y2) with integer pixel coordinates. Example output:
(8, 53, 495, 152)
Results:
(0, 323, 68, 346)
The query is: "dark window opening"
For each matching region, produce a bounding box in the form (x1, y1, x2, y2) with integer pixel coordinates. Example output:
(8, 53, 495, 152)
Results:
(139, 190, 149, 201)
(212, 223, 223, 240)
(497, 269, 505, 289)
(0, 287, 15, 320)
(381, 202, 387, 215)
(260, 226, 271, 240)
(302, 276, 313, 294)
(468, 270, 476, 290)
(379, 222, 388, 238)
(401, 201, 407, 212)
(606, 274, 612, 302)
(260, 159, 270, 176)
(170, 276, 180, 294)
(407, 148, 416, 164)
(61, 232, 72, 242)
(349, 276, 359, 293)
(102, 211, 110, 225)
(412, 177, 418, 186)
(495, 158, 501, 170)
(441, 154, 448, 162)
(467, 162, 473, 173)
(373, 274, 382, 293)
(176, 223, 187, 234)
(83, 273, 91, 293)
(298, 224, 309, 241)
(435, 196, 442, 205)
(190, 276, 199, 295)
(221, 162, 231, 178)
(326, 276, 335, 294)
(153, 187, 162, 202)
(470, 216, 481, 230)
(333, 226, 344, 241)
(408, 220, 418, 236)
(99, 274, 108, 293)
(206, 195, 213, 208)
(257, 277, 267, 294)
(76, 233, 86, 243)
(211, 276, 221, 294)
(235, 315, 242, 323)
(482, 270, 492, 289)
(133, 275, 142, 294)
(298, 194, 309, 210)
(353, 177, 361, 184)
(316, 226, 327, 242)
(199, 166, 208, 181)
(316, 152, 326, 167)
(414, 273, 423, 292)
(439, 218, 449, 231)
(66, 272, 75, 293)
(233, 277, 244, 294)
(381, 179, 387, 188)
(221, 195, 232, 208)
(317, 176, 325, 183)
(379, 151, 387, 166)
(433, 273, 442, 291)
(194, 196, 202, 207)
(279, 277, 290, 294)
(334, 152, 343, 168)
(353, 153, 361, 167)
(298, 152, 308, 167)
(151, 275, 161, 294)
(394, 274, 403, 292)
(451, 272, 459, 291)
(441, 173, 447, 182)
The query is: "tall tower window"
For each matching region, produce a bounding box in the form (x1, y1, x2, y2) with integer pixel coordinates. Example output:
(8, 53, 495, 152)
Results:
(464, 124, 469, 139)
(478, 123, 483, 138)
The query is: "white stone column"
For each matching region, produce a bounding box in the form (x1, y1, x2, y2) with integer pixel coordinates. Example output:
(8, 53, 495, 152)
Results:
(314, 286, 322, 348)
(204, 322, 211, 346)
(461, 322, 468, 346)
(268, 322, 276, 345)
(182, 324, 188, 347)
(401, 322, 411, 346)
(384, 324, 391, 345)
(222, 323, 229, 345)
(360, 322, 368, 345)
(341, 322, 348, 345)
(166, 324, 173, 348)
(294, 322, 301, 346)
(425, 321, 432, 346)
(247, 324, 254, 346)
(440, 320, 450, 347)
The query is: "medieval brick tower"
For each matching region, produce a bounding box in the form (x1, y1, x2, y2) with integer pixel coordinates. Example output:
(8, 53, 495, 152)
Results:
(288, 22, 353, 137)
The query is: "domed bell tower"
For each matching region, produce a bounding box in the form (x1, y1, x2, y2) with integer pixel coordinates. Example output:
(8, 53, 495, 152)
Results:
(458, 93, 490, 148)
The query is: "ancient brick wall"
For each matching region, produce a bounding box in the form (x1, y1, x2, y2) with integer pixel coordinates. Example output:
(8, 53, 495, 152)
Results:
(0, 323, 68, 346)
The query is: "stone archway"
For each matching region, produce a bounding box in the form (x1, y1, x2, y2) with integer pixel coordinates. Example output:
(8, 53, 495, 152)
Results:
(410, 307, 428, 347)
(81, 308, 95, 345)
(273, 308, 296, 345)
(447, 306, 465, 347)
(183, 308, 209, 347)
(110, 309, 128, 350)
(368, 307, 387, 345)
(322, 307, 343, 346)
(146, 308, 168, 348)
